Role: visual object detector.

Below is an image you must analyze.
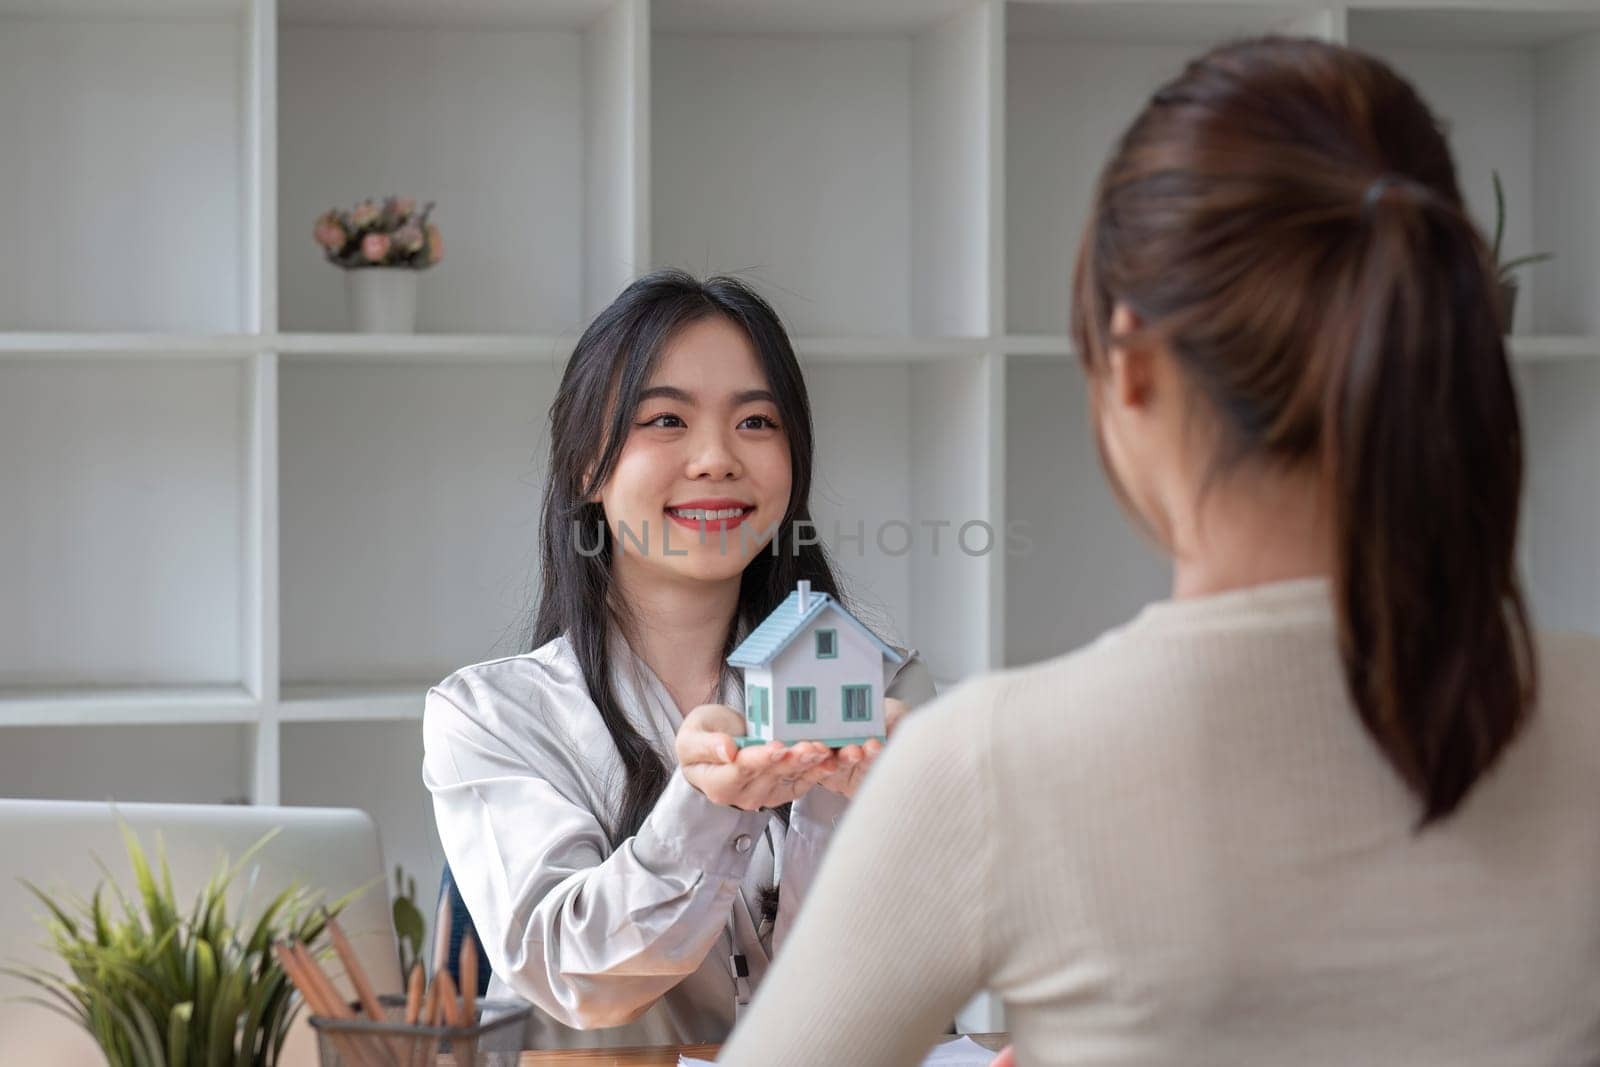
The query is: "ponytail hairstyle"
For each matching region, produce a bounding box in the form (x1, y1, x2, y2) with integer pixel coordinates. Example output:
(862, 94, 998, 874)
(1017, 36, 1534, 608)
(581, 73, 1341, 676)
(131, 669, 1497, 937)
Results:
(1071, 38, 1537, 825)
(535, 270, 847, 844)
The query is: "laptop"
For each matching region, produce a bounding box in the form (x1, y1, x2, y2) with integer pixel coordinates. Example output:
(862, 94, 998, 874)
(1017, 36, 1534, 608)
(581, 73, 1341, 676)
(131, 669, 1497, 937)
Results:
(0, 799, 402, 1066)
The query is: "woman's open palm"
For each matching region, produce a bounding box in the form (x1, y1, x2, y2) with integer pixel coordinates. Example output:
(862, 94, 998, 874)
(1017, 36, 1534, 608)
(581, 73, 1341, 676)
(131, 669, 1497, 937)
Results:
(676, 704, 835, 810)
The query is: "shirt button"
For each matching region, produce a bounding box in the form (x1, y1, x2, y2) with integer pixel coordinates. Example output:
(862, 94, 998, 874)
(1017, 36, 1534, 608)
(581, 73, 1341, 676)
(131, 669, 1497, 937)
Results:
(733, 834, 754, 854)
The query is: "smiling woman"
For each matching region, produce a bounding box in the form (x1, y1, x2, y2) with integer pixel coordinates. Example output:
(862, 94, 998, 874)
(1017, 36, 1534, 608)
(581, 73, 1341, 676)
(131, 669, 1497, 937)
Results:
(420, 270, 937, 1051)
(595, 316, 793, 583)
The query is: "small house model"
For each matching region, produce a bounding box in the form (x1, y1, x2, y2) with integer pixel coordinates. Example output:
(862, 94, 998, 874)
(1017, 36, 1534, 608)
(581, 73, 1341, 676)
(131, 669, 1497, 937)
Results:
(728, 580, 906, 748)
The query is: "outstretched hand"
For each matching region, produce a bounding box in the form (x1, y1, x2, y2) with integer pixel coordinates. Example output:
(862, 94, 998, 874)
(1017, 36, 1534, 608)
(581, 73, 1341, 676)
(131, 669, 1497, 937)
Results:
(813, 697, 910, 798)
(676, 704, 836, 811)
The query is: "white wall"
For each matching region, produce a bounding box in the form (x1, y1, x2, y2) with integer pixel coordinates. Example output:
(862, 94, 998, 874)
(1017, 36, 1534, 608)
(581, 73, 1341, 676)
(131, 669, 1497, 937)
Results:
(279, 361, 554, 686)
(652, 33, 914, 336)
(0, 360, 247, 689)
(1535, 33, 1600, 335)
(1006, 40, 1195, 334)
(0, 19, 242, 331)
(1524, 360, 1600, 634)
(1004, 358, 1168, 668)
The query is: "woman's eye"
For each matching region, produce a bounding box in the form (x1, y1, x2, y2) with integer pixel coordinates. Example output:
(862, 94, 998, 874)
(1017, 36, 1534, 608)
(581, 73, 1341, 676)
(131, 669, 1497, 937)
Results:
(639, 413, 685, 429)
(739, 414, 779, 430)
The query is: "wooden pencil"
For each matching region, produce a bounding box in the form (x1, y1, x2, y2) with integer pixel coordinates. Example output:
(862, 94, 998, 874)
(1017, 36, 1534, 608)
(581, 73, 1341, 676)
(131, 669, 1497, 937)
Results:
(459, 938, 478, 1024)
(275, 941, 376, 1067)
(404, 962, 425, 1024)
(295, 941, 396, 1067)
(421, 970, 442, 1029)
(325, 918, 407, 1064)
(435, 970, 463, 1028)
(458, 938, 480, 1067)
(326, 917, 385, 1021)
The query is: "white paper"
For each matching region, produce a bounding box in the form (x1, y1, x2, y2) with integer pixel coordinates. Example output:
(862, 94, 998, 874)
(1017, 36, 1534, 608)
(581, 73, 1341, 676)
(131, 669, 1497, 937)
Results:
(679, 1034, 996, 1066)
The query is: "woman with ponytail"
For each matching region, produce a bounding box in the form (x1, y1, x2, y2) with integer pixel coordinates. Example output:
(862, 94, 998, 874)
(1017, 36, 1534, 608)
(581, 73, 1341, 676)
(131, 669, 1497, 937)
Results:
(721, 38, 1600, 1066)
(423, 270, 934, 1049)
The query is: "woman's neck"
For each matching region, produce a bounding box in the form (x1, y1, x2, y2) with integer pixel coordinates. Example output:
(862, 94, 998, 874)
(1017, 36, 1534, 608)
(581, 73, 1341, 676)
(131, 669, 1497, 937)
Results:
(613, 558, 742, 716)
(1169, 464, 1335, 600)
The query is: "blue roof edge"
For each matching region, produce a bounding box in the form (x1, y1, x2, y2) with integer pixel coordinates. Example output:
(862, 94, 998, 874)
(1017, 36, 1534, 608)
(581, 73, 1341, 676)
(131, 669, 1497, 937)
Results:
(728, 593, 907, 669)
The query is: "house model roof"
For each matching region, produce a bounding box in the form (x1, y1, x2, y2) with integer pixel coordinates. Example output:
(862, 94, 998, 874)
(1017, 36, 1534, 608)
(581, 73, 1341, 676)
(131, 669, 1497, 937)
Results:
(728, 581, 907, 669)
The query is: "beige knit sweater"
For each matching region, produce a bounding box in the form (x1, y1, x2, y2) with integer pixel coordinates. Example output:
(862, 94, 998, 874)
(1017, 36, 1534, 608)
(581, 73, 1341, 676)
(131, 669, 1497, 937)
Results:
(719, 579, 1600, 1066)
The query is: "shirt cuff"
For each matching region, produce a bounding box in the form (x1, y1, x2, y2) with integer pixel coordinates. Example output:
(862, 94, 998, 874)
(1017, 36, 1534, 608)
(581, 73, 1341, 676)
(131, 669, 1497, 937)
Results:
(790, 785, 850, 840)
(634, 768, 772, 882)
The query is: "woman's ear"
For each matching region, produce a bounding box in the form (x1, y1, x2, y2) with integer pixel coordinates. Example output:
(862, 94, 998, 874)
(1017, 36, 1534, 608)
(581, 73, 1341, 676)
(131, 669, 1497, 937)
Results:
(1107, 302, 1157, 410)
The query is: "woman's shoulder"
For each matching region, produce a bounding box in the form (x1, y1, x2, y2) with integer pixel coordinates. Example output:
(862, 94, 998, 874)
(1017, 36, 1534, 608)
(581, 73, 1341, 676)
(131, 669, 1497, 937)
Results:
(1536, 627, 1600, 671)
(425, 634, 590, 733)
(898, 611, 1230, 775)
(1533, 628, 1600, 732)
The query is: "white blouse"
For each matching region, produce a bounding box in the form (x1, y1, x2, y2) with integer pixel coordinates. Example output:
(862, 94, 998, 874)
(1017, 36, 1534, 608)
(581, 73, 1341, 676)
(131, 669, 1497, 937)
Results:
(422, 626, 935, 1049)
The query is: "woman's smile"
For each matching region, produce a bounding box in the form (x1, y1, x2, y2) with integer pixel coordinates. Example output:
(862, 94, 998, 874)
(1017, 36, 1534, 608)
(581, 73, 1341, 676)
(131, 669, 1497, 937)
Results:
(665, 497, 757, 534)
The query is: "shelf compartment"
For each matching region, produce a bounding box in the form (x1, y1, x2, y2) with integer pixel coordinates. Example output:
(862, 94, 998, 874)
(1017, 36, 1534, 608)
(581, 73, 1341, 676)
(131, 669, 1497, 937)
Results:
(0, 13, 247, 332)
(0, 722, 254, 804)
(1002, 355, 1168, 667)
(805, 359, 998, 682)
(278, 361, 551, 687)
(651, 1, 996, 337)
(1004, 2, 1332, 336)
(0, 359, 250, 691)
(1523, 358, 1600, 635)
(278, 2, 643, 334)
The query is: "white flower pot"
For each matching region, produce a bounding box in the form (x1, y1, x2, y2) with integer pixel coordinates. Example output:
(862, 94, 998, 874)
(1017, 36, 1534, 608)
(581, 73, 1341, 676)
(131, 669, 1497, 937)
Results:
(346, 268, 420, 333)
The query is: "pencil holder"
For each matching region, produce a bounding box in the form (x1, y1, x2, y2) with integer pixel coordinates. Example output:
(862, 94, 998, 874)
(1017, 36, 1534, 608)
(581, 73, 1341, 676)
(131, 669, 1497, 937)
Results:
(311, 995, 529, 1067)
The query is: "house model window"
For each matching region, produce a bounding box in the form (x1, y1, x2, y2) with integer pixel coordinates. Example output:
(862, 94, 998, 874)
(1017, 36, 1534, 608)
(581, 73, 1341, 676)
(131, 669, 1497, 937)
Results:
(747, 686, 770, 730)
(842, 685, 872, 722)
(787, 687, 817, 724)
(728, 580, 906, 749)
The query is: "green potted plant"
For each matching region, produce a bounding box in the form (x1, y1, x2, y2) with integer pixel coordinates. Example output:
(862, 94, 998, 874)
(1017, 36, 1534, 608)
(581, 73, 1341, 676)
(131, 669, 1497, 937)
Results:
(4, 824, 356, 1067)
(1491, 171, 1554, 333)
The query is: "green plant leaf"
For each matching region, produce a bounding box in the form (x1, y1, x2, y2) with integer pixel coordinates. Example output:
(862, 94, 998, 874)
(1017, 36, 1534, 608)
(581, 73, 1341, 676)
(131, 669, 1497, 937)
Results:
(118, 996, 164, 1067)
(20, 878, 82, 941)
(394, 895, 426, 951)
(194, 937, 217, 1043)
(244, 888, 295, 958)
(94, 998, 143, 1067)
(236, 970, 284, 1067)
(208, 966, 247, 1065)
(1499, 252, 1555, 278)
(167, 1001, 192, 1067)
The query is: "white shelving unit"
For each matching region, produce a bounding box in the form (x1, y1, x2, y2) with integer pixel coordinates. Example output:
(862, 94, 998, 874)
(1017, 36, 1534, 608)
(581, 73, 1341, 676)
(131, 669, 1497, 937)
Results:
(3, 0, 1599, 1030)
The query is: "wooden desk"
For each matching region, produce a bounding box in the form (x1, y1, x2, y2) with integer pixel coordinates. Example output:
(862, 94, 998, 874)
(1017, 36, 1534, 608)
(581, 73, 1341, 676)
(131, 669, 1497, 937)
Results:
(511, 1033, 1009, 1065)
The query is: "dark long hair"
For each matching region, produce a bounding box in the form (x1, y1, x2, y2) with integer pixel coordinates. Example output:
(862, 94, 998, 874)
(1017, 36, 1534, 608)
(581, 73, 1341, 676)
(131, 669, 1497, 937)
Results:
(1072, 38, 1537, 825)
(535, 270, 847, 843)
